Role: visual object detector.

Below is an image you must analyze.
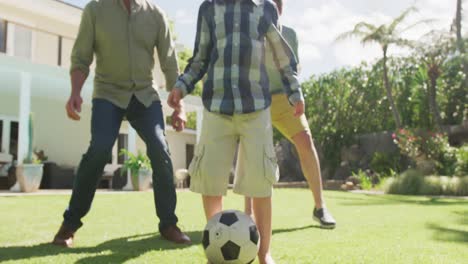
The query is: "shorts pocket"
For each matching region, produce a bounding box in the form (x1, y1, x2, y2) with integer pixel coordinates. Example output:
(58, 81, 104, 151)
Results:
(263, 144, 279, 184)
(188, 145, 205, 179)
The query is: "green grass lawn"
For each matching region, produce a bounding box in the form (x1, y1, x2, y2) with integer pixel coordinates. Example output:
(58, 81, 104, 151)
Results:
(0, 189, 467, 264)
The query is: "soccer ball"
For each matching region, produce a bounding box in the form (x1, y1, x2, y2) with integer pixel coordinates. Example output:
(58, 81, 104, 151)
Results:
(203, 210, 259, 264)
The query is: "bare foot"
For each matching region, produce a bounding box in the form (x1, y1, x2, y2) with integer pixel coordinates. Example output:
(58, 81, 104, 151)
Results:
(258, 253, 275, 264)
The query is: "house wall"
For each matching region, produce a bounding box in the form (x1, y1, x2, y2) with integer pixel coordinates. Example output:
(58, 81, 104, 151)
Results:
(0, 0, 201, 179)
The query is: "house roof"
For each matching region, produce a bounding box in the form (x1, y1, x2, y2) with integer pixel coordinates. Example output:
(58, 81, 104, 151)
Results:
(52, 0, 84, 10)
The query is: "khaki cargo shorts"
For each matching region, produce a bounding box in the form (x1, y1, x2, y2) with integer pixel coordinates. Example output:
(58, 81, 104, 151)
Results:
(188, 109, 279, 197)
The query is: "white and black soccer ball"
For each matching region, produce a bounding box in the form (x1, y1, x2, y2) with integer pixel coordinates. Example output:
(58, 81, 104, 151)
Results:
(203, 210, 259, 264)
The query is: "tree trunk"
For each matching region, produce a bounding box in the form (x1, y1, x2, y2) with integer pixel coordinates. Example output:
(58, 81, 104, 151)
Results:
(427, 64, 443, 131)
(382, 47, 402, 128)
(455, 0, 468, 122)
(455, 0, 464, 53)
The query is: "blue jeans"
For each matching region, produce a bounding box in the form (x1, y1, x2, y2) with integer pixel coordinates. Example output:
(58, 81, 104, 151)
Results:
(63, 97, 178, 231)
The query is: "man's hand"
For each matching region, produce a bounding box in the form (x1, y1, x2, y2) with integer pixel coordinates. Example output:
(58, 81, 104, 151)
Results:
(66, 93, 83, 121)
(171, 109, 187, 132)
(294, 101, 305, 117)
(167, 88, 183, 111)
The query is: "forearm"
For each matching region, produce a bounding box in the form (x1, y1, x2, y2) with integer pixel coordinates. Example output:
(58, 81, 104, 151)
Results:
(266, 27, 303, 103)
(70, 70, 87, 96)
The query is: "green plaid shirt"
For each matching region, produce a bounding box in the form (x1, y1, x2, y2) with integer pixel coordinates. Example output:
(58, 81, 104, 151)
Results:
(175, 0, 303, 115)
(266, 25, 299, 95)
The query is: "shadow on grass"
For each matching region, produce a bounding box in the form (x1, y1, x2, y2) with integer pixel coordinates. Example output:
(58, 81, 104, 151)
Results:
(336, 194, 468, 207)
(0, 231, 202, 263)
(272, 225, 322, 235)
(427, 210, 468, 244)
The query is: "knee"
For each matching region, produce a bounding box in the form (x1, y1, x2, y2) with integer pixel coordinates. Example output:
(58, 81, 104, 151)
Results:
(87, 140, 114, 158)
(292, 131, 314, 152)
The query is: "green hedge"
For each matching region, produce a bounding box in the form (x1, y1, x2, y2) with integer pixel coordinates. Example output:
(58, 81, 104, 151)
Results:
(386, 170, 468, 196)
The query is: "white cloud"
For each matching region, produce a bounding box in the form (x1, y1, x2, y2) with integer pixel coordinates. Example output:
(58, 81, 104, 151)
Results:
(174, 9, 195, 25)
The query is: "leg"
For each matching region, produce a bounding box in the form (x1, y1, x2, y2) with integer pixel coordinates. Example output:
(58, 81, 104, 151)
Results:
(54, 99, 124, 247)
(291, 130, 324, 208)
(126, 99, 178, 230)
(202, 195, 223, 220)
(270, 94, 336, 228)
(233, 109, 277, 264)
(63, 99, 124, 230)
(253, 197, 275, 264)
(127, 98, 190, 244)
(244, 197, 253, 218)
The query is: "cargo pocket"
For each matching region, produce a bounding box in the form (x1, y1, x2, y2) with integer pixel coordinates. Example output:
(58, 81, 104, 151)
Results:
(188, 145, 205, 179)
(263, 144, 279, 184)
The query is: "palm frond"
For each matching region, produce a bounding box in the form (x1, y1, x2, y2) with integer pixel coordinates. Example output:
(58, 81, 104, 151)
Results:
(335, 29, 368, 42)
(388, 6, 417, 32)
(399, 18, 437, 33)
(335, 20, 380, 42)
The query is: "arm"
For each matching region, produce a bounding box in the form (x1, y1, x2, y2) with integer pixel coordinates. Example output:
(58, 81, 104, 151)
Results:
(66, 71, 86, 121)
(173, 2, 212, 97)
(155, 11, 179, 90)
(168, 2, 213, 110)
(66, 2, 96, 121)
(265, 8, 304, 106)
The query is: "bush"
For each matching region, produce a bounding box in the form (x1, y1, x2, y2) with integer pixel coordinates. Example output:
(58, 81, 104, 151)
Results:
(387, 170, 424, 195)
(352, 170, 373, 190)
(455, 145, 468, 176)
(387, 172, 468, 196)
(419, 176, 443, 195)
(455, 176, 468, 196)
(370, 152, 401, 174)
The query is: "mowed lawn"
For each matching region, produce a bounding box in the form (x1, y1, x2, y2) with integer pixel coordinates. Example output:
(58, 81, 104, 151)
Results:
(0, 189, 467, 264)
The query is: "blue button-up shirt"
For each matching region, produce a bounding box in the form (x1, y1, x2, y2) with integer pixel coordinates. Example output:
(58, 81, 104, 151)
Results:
(175, 0, 303, 115)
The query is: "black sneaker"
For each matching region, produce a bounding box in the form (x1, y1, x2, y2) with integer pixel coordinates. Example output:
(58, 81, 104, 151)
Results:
(313, 207, 336, 229)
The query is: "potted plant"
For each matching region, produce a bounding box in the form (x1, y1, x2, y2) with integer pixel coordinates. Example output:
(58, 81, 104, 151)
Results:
(119, 149, 152, 191)
(16, 113, 47, 192)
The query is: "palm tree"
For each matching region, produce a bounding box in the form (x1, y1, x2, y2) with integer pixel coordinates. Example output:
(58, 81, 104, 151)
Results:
(452, 0, 468, 119)
(415, 31, 453, 131)
(453, 0, 464, 54)
(337, 7, 429, 128)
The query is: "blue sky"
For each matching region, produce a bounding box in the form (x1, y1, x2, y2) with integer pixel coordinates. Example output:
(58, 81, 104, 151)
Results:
(63, 0, 463, 80)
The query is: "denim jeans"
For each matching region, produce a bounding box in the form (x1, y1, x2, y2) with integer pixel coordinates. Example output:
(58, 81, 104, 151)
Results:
(63, 97, 178, 231)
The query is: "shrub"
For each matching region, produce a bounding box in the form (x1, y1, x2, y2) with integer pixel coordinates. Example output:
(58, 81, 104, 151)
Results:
(387, 173, 468, 196)
(386, 170, 424, 195)
(455, 145, 468, 176)
(393, 129, 457, 175)
(419, 176, 443, 195)
(455, 176, 468, 196)
(370, 152, 401, 174)
(352, 170, 373, 190)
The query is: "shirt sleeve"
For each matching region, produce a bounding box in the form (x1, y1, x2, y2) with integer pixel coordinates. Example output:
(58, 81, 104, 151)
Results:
(174, 2, 213, 97)
(289, 28, 301, 75)
(70, 2, 96, 76)
(265, 9, 304, 105)
(155, 11, 180, 91)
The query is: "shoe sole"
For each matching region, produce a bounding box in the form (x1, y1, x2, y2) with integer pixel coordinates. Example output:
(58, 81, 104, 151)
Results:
(313, 216, 336, 229)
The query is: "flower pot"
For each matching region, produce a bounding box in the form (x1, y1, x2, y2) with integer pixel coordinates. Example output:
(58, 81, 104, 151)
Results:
(131, 168, 152, 191)
(16, 164, 44, 192)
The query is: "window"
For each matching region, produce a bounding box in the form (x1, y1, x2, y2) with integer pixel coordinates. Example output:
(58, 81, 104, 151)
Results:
(13, 25, 32, 59)
(0, 19, 6, 53)
(0, 118, 18, 160)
